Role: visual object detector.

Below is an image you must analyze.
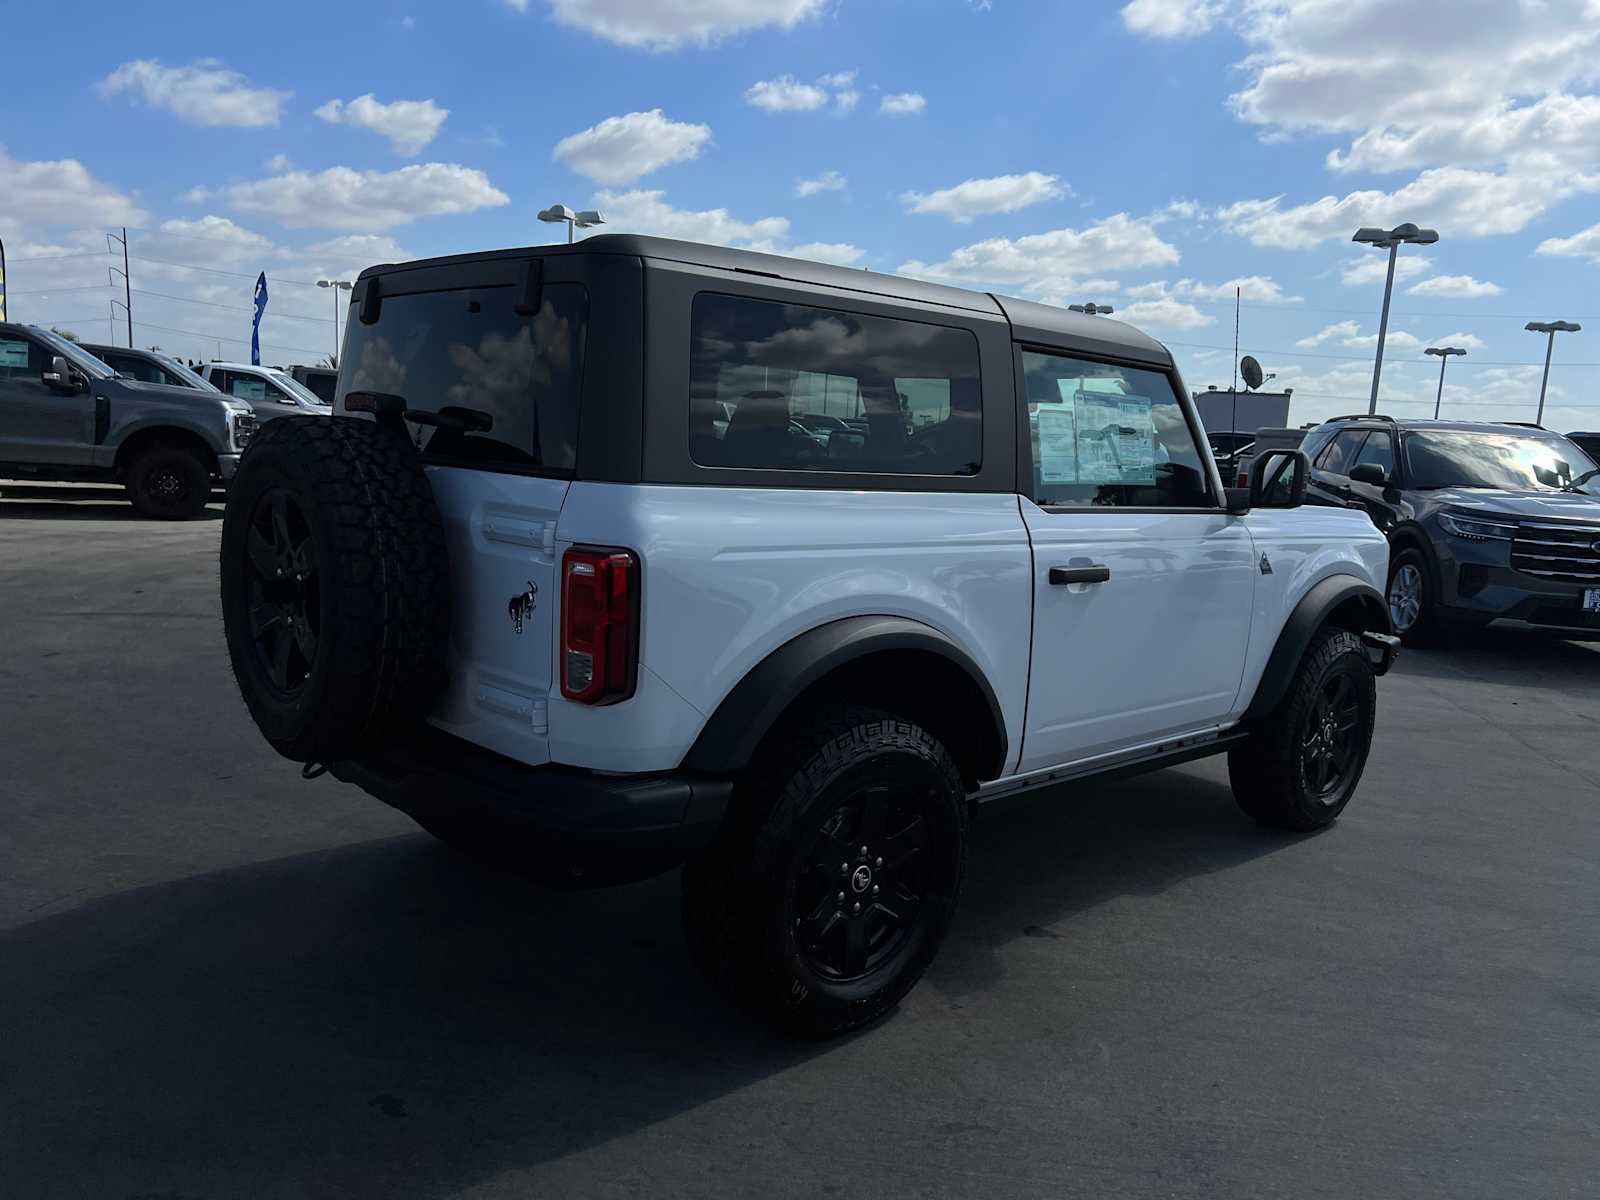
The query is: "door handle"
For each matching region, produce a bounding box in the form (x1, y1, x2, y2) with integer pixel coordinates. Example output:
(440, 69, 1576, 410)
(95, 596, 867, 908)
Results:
(1049, 565, 1111, 586)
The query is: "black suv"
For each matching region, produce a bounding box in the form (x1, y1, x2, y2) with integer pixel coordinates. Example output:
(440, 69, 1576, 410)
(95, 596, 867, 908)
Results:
(1301, 416, 1600, 640)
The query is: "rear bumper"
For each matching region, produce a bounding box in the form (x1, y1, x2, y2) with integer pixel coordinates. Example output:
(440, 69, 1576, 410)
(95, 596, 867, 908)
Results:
(329, 728, 731, 885)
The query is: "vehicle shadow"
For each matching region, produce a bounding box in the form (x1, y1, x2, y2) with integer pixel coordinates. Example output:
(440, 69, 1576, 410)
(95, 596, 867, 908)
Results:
(0, 768, 1285, 1197)
(0, 482, 224, 521)
(1398, 624, 1600, 695)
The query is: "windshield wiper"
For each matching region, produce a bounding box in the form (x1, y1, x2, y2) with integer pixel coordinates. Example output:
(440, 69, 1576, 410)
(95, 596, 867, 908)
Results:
(1562, 467, 1600, 491)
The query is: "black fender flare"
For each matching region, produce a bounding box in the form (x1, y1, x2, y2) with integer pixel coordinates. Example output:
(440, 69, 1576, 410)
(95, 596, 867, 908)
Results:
(682, 615, 1008, 780)
(1243, 575, 1390, 721)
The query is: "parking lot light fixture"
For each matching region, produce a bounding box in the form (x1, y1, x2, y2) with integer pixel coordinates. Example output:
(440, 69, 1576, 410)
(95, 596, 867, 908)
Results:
(1067, 303, 1114, 315)
(1424, 346, 1466, 419)
(1524, 321, 1582, 426)
(1353, 223, 1440, 415)
(317, 279, 353, 361)
(537, 204, 606, 244)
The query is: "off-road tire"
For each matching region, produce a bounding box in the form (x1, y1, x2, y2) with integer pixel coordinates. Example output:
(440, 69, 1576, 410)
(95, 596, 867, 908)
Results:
(682, 706, 968, 1038)
(1229, 628, 1376, 831)
(220, 415, 449, 763)
(126, 444, 211, 519)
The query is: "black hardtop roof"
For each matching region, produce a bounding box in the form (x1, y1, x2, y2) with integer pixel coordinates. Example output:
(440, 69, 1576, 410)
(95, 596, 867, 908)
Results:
(355, 234, 1172, 365)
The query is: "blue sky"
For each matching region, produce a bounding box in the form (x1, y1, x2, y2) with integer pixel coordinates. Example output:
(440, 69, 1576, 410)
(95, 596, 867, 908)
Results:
(5, 0, 1599, 431)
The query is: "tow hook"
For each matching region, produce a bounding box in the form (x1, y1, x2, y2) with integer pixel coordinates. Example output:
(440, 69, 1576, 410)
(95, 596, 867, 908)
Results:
(1362, 631, 1401, 677)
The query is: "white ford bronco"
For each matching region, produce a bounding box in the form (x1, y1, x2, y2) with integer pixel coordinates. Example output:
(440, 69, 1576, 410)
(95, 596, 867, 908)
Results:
(220, 236, 1398, 1037)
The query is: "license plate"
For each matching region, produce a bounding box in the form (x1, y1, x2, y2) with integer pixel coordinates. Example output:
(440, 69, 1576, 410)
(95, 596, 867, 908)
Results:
(1586, 589, 1600, 613)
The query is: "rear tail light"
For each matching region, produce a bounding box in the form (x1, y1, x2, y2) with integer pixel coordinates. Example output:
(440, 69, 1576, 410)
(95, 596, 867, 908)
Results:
(1236, 470, 1250, 488)
(560, 546, 639, 705)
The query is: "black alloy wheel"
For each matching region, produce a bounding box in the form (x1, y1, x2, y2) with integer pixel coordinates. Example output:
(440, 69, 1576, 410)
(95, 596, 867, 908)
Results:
(244, 488, 320, 694)
(790, 784, 932, 982)
(1301, 670, 1362, 802)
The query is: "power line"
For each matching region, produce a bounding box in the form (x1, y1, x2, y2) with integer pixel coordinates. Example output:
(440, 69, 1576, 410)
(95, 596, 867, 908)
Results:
(1166, 338, 1600, 369)
(128, 255, 325, 288)
(130, 318, 330, 359)
(6, 284, 113, 297)
(8, 251, 111, 265)
(129, 287, 331, 324)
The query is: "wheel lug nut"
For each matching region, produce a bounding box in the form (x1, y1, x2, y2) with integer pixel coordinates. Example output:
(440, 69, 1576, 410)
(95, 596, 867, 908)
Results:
(860, 845, 869, 855)
(875, 857, 883, 867)
(836, 891, 844, 903)
(872, 885, 879, 895)
(841, 862, 849, 875)
(852, 902, 861, 914)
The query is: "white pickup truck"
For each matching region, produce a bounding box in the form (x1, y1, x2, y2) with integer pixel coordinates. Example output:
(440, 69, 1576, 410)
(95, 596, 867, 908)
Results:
(219, 236, 1397, 1037)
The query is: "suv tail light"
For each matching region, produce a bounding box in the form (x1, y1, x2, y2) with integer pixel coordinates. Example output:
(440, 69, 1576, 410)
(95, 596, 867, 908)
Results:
(560, 546, 639, 705)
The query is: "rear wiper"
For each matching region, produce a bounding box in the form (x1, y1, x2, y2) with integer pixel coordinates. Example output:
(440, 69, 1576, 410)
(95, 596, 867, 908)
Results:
(403, 405, 494, 433)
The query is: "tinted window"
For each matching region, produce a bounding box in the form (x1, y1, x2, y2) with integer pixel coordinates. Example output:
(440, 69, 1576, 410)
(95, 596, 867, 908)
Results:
(339, 283, 587, 474)
(688, 293, 981, 476)
(1404, 430, 1599, 494)
(1021, 350, 1211, 508)
(1316, 430, 1368, 474)
(102, 352, 169, 385)
(1352, 431, 1395, 476)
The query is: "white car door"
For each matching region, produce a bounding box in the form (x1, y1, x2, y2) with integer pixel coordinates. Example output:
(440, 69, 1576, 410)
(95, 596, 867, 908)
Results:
(1015, 348, 1257, 772)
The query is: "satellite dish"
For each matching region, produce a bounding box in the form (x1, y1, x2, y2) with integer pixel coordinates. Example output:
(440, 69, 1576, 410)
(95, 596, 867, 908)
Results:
(1240, 355, 1265, 390)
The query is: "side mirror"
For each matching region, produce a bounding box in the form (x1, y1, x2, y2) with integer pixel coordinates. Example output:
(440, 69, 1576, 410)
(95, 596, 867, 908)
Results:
(42, 355, 77, 392)
(1349, 462, 1389, 487)
(1225, 486, 1252, 515)
(1250, 448, 1309, 509)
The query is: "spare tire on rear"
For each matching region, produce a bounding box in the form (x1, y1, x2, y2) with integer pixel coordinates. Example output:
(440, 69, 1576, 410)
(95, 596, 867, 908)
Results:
(220, 415, 450, 763)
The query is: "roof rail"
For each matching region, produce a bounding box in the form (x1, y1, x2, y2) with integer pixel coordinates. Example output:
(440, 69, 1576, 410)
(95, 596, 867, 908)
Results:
(1325, 413, 1397, 424)
(1500, 421, 1545, 429)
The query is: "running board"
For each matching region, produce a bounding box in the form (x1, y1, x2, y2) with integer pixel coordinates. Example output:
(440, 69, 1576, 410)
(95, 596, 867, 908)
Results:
(975, 728, 1252, 806)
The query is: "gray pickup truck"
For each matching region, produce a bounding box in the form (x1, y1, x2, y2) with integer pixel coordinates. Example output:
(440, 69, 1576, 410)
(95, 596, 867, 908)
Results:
(0, 323, 256, 519)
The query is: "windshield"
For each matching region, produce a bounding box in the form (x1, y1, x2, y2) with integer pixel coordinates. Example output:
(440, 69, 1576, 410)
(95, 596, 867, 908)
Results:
(1404, 429, 1600, 494)
(268, 370, 330, 407)
(153, 352, 218, 391)
(31, 328, 113, 379)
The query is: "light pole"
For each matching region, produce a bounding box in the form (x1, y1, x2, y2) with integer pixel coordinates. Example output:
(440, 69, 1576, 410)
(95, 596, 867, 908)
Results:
(1067, 303, 1114, 315)
(1353, 223, 1439, 414)
(1524, 320, 1581, 427)
(317, 279, 352, 362)
(1423, 346, 1466, 419)
(537, 204, 606, 244)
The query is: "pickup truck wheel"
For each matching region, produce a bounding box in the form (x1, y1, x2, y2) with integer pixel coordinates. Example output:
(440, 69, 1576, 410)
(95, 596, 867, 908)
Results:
(126, 445, 211, 519)
(682, 706, 967, 1038)
(1229, 628, 1376, 831)
(220, 416, 449, 763)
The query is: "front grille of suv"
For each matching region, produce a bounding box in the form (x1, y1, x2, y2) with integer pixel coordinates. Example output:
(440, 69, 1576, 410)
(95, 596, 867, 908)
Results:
(1510, 522, 1600, 582)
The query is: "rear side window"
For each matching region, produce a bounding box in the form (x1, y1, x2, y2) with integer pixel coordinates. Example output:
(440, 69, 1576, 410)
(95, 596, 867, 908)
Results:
(338, 283, 588, 474)
(1315, 430, 1368, 474)
(105, 353, 167, 385)
(688, 293, 982, 476)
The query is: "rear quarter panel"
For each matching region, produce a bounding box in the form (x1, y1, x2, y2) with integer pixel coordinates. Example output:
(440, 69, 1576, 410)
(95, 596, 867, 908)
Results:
(552, 483, 1034, 773)
(1233, 505, 1389, 718)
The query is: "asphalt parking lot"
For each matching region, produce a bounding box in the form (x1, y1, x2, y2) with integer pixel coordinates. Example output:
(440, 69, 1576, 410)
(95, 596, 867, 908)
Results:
(3, 484, 1598, 1199)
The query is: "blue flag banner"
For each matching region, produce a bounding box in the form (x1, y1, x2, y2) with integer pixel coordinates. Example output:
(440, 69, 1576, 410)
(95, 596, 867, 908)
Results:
(251, 271, 268, 365)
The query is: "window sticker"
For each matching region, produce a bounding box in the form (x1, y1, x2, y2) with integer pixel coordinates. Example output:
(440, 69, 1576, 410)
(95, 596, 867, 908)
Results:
(0, 338, 29, 370)
(1076, 392, 1156, 484)
(1036, 380, 1079, 482)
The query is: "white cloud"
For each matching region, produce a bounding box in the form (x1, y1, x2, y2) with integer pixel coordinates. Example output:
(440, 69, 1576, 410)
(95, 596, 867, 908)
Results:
(1114, 298, 1214, 330)
(816, 70, 856, 88)
(543, 0, 827, 50)
(745, 75, 828, 112)
(97, 59, 288, 127)
(1296, 320, 1362, 348)
(897, 212, 1180, 296)
(788, 241, 866, 266)
(880, 92, 927, 116)
(149, 215, 277, 264)
(1407, 274, 1503, 298)
(553, 109, 711, 184)
(1537, 222, 1600, 264)
(591, 188, 790, 245)
(833, 88, 860, 114)
(1425, 332, 1487, 352)
(1340, 255, 1431, 287)
(1218, 166, 1583, 248)
(265, 153, 292, 172)
(902, 172, 1066, 221)
(222, 163, 510, 230)
(1179, 275, 1301, 304)
(0, 146, 147, 229)
(315, 94, 448, 155)
(299, 234, 414, 267)
(1343, 330, 1422, 351)
(1120, 0, 1223, 38)
(589, 189, 864, 265)
(796, 169, 846, 197)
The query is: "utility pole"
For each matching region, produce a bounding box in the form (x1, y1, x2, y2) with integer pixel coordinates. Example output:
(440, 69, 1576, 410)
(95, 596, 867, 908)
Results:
(107, 228, 133, 347)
